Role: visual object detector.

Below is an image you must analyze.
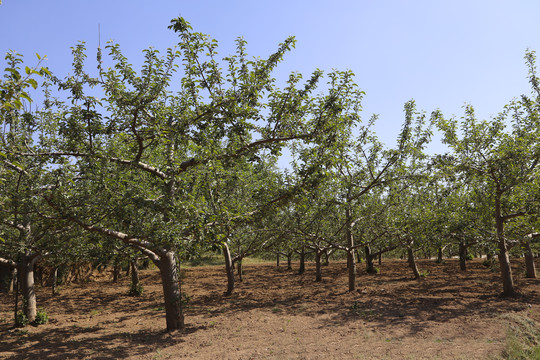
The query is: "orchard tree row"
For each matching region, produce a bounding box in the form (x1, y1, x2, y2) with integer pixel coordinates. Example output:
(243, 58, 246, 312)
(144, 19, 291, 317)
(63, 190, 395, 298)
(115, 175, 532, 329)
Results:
(0, 18, 539, 331)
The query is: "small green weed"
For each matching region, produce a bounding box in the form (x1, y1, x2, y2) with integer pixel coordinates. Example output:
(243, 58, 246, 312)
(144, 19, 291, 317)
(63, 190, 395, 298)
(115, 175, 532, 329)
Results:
(15, 311, 28, 327)
(34, 309, 49, 325)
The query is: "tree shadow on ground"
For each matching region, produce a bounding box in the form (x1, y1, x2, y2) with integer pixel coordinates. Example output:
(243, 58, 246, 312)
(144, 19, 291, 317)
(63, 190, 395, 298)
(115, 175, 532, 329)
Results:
(186, 259, 540, 338)
(0, 322, 207, 360)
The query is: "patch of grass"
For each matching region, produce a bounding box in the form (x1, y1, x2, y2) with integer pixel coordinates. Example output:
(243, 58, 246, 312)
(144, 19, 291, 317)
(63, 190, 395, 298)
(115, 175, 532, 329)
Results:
(271, 307, 282, 313)
(499, 313, 540, 360)
(183, 254, 224, 267)
(242, 257, 273, 265)
(152, 306, 165, 312)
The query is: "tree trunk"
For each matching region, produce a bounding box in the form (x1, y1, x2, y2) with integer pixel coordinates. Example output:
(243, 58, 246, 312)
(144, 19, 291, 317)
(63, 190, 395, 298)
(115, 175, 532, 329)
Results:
(298, 247, 305, 275)
(287, 253, 292, 270)
(355, 248, 362, 264)
(19, 255, 39, 323)
(0, 263, 13, 293)
(51, 267, 58, 296)
(346, 206, 356, 292)
(156, 251, 184, 331)
(323, 249, 330, 266)
(365, 245, 376, 274)
(35, 265, 43, 287)
(522, 239, 537, 279)
(407, 247, 420, 280)
(459, 241, 467, 271)
(14, 268, 19, 324)
(141, 258, 150, 270)
(113, 258, 120, 283)
(237, 257, 243, 282)
(222, 243, 235, 296)
(378, 250, 382, 265)
(437, 247, 444, 263)
(347, 249, 356, 291)
(495, 196, 515, 296)
(130, 259, 140, 288)
(276, 253, 280, 268)
(315, 249, 322, 282)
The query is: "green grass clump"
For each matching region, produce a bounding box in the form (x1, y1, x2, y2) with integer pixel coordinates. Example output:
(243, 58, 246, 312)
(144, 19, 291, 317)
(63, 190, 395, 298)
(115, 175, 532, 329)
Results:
(500, 313, 540, 360)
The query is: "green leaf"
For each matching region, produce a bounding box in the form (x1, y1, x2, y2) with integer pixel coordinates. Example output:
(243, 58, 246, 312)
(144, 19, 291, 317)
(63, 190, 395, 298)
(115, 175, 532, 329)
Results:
(20, 92, 33, 103)
(27, 78, 38, 89)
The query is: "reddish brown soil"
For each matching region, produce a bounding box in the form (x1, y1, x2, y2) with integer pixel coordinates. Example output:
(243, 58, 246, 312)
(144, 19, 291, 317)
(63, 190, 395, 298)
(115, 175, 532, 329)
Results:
(0, 259, 539, 359)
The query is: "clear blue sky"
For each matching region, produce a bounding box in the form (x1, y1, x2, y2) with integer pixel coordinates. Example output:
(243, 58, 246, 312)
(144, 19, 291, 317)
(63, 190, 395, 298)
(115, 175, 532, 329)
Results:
(2, 0, 540, 155)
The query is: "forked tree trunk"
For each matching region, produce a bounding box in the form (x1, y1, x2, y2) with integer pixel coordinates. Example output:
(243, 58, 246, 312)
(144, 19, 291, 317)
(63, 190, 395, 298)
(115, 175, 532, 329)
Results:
(323, 249, 330, 266)
(407, 247, 420, 280)
(315, 249, 322, 282)
(522, 239, 537, 279)
(223, 243, 235, 296)
(298, 247, 305, 275)
(365, 245, 376, 274)
(157, 251, 184, 331)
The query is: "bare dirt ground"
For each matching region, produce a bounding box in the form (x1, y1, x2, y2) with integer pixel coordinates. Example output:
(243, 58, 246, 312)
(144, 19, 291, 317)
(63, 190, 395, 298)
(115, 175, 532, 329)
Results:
(1, 258, 539, 360)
